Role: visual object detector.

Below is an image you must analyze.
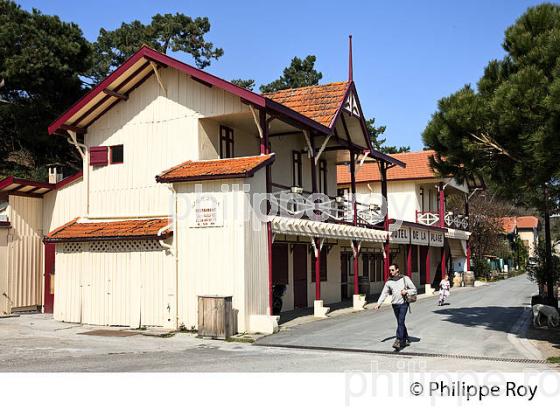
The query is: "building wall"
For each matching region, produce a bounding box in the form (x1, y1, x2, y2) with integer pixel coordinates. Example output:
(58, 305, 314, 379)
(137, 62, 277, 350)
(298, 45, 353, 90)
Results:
(53, 240, 175, 328)
(84, 67, 249, 218)
(175, 172, 269, 333)
(42, 177, 85, 234)
(0, 228, 9, 314)
(518, 229, 538, 257)
(2, 196, 44, 312)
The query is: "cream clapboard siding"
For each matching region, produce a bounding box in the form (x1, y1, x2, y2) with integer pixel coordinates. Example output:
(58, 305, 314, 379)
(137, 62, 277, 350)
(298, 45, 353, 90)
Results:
(3, 196, 43, 311)
(176, 173, 269, 333)
(42, 177, 85, 234)
(0, 228, 9, 314)
(54, 241, 175, 328)
(85, 68, 249, 218)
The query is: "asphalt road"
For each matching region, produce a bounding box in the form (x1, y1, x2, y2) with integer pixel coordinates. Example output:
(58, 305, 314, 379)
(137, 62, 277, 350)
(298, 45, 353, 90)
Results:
(0, 275, 553, 372)
(258, 274, 541, 359)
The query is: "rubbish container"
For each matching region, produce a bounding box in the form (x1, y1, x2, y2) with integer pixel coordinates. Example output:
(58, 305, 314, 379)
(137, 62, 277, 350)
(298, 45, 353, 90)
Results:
(198, 295, 233, 339)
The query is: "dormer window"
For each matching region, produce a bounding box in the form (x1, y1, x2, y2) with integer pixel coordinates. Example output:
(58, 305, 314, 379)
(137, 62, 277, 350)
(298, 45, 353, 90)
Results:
(220, 125, 234, 159)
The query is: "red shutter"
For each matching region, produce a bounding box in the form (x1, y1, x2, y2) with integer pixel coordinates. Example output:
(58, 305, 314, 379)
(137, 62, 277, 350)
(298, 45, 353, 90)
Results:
(90, 146, 108, 166)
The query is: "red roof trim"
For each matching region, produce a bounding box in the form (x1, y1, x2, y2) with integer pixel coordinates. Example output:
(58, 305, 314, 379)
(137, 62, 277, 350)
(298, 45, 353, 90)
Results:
(48, 46, 267, 135)
(55, 171, 83, 190)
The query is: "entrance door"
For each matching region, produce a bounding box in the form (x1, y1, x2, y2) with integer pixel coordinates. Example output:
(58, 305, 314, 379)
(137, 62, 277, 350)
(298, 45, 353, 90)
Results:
(292, 244, 307, 308)
(340, 253, 349, 300)
(43, 243, 55, 313)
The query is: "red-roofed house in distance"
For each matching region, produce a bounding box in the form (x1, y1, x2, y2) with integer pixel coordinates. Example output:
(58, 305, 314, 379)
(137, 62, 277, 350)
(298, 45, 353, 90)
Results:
(338, 150, 476, 291)
(7, 40, 408, 332)
(501, 216, 540, 258)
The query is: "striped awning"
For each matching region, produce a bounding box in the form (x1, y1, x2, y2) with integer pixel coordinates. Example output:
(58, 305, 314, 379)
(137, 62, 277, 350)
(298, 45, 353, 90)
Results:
(445, 228, 471, 241)
(270, 216, 388, 242)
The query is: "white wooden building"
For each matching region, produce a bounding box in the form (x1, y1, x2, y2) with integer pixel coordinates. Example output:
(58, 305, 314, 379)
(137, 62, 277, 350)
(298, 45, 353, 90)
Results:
(337, 150, 474, 290)
(1, 45, 414, 333)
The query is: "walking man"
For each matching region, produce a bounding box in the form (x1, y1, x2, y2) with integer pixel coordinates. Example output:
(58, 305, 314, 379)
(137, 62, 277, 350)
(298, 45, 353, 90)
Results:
(374, 263, 417, 351)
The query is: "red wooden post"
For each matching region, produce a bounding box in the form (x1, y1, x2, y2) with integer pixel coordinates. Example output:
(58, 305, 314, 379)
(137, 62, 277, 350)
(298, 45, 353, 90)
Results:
(426, 246, 431, 284)
(350, 151, 359, 294)
(441, 247, 446, 278)
(384, 243, 391, 282)
(380, 162, 390, 282)
(260, 109, 273, 314)
(438, 182, 445, 228)
(353, 245, 359, 294)
(315, 241, 321, 300)
(310, 130, 320, 301)
(407, 243, 412, 277)
(466, 242, 471, 271)
(439, 182, 446, 279)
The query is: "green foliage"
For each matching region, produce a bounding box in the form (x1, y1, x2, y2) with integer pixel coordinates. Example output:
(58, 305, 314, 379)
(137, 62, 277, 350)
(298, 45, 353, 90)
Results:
(473, 258, 491, 279)
(512, 234, 529, 269)
(260, 56, 322, 93)
(422, 3, 560, 211)
(0, 0, 91, 177)
(89, 13, 223, 83)
(527, 241, 560, 285)
(230, 78, 255, 91)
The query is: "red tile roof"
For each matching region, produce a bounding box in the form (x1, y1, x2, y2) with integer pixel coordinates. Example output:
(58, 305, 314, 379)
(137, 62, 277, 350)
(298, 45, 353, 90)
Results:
(156, 154, 275, 183)
(500, 216, 539, 233)
(45, 218, 171, 242)
(337, 150, 438, 184)
(263, 82, 349, 128)
(501, 217, 517, 234)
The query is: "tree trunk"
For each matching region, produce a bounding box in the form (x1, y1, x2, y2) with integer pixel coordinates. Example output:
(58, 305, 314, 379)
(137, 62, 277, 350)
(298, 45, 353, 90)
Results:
(543, 187, 554, 299)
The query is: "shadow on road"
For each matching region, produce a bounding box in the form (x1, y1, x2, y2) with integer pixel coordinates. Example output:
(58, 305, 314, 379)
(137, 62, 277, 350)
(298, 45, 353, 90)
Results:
(433, 306, 524, 333)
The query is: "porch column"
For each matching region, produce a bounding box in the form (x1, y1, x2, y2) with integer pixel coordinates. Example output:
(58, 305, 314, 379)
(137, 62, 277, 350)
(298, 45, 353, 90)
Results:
(260, 109, 273, 315)
(407, 243, 412, 277)
(426, 246, 431, 284)
(349, 151, 359, 295)
(441, 247, 446, 278)
(380, 162, 390, 281)
(438, 182, 446, 278)
(466, 242, 471, 271)
(310, 132, 329, 317)
(315, 239, 321, 300)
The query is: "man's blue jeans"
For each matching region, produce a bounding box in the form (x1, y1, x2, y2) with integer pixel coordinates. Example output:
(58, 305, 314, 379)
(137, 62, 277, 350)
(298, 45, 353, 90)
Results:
(392, 303, 409, 344)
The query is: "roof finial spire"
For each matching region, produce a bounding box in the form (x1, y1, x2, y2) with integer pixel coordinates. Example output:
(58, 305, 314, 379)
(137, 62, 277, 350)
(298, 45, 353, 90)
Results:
(348, 34, 353, 82)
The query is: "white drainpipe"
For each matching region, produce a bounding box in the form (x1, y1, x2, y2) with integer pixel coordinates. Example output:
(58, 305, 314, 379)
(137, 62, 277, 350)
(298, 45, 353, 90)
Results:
(66, 131, 90, 216)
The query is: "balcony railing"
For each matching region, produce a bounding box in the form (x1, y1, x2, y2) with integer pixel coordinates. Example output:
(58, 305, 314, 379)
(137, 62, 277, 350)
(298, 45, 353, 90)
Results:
(269, 188, 384, 228)
(416, 210, 469, 230)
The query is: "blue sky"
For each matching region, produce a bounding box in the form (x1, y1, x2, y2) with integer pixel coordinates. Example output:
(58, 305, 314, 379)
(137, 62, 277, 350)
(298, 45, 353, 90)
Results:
(17, 0, 550, 150)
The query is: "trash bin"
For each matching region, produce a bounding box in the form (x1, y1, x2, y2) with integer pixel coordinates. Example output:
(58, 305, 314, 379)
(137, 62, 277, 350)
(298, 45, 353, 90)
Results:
(198, 295, 233, 339)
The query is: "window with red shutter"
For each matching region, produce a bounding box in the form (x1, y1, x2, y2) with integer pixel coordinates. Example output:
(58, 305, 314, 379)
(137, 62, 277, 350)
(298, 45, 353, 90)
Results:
(90, 146, 108, 166)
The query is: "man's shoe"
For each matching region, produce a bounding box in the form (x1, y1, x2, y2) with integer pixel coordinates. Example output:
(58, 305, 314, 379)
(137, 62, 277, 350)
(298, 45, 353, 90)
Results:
(392, 339, 401, 351)
(405, 338, 411, 346)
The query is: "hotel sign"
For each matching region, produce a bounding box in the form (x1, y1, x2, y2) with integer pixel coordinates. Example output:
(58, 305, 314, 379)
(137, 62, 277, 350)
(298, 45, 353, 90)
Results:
(411, 227, 429, 246)
(190, 194, 223, 228)
(390, 227, 410, 244)
(429, 231, 445, 247)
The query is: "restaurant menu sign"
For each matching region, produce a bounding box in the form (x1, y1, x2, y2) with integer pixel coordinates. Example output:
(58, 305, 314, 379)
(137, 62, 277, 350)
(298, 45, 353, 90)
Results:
(390, 227, 410, 244)
(190, 194, 223, 228)
(429, 230, 445, 247)
(411, 227, 429, 246)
